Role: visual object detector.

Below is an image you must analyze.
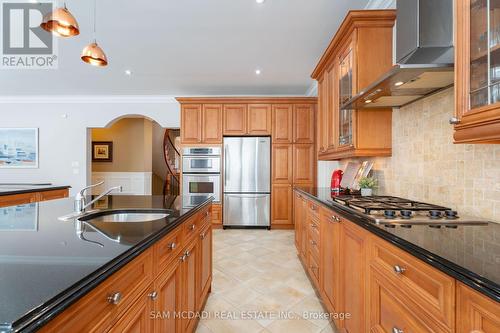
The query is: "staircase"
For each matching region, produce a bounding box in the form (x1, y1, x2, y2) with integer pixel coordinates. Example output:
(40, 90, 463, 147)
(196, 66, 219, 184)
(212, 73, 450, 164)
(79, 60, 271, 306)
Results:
(163, 129, 180, 196)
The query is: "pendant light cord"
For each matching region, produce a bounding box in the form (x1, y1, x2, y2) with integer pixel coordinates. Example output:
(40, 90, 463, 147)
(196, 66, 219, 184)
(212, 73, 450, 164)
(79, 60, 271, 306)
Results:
(93, 0, 97, 43)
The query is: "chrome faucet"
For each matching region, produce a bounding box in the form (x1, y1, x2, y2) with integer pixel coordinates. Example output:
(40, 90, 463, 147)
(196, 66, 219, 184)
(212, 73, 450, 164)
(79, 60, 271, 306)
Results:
(76, 184, 123, 213)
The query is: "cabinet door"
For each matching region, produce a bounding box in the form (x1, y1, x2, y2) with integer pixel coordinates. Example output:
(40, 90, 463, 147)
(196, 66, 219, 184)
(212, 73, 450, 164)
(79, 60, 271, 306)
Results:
(182, 240, 199, 333)
(457, 282, 500, 333)
(293, 104, 315, 143)
(293, 144, 315, 184)
(248, 104, 272, 135)
(272, 104, 293, 143)
(272, 144, 293, 184)
(181, 104, 202, 144)
(271, 184, 292, 225)
(108, 290, 153, 333)
(300, 197, 308, 259)
(317, 77, 329, 155)
(293, 191, 302, 249)
(327, 64, 338, 151)
(223, 104, 247, 135)
(340, 220, 368, 333)
(454, 0, 500, 143)
(198, 224, 212, 308)
(153, 258, 182, 333)
(202, 104, 223, 143)
(320, 208, 341, 322)
(338, 41, 355, 148)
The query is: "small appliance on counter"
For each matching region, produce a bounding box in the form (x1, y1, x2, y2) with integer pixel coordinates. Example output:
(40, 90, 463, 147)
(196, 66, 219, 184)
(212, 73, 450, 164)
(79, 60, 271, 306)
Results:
(331, 169, 343, 196)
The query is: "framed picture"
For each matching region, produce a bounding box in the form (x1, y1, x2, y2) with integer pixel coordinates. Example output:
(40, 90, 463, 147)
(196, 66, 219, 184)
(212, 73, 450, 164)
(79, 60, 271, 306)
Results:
(92, 141, 113, 162)
(0, 128, 39, 168)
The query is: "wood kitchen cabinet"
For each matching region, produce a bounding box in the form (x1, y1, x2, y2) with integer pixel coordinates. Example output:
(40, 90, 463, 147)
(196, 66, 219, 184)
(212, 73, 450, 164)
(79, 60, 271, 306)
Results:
(223, 104, 247, 135)
(248, 104, 272, 135)
(0, 188, 69, 208)
(457, 282, 500, 333)
(454, 0, 500, 143)
(272, 104, 293, 143)
(181, 104, 203, 144)
(293, 104, 315, 143)
(272, 144, 293, 184)
(108, 292, 153, 333)
(293, 144, 315, 184)
(272, 184, 293, 225)
(312, 10, 395, 160)
(181, 235, 199, 333)
(153, 257, 182, 333)
(202, 104, 223, 143)
(198, 224, 212, 309)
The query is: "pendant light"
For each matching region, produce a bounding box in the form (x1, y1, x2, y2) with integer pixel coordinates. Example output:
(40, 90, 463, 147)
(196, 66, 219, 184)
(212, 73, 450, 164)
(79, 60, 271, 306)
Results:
(81, 0, 108, 67)
(40, 3, 80, 37)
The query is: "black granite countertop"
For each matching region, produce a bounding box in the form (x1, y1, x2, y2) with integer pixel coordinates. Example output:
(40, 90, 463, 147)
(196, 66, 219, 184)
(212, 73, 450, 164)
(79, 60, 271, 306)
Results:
(295, 187, 500, 303)
(0, 184, 71, 196)
(0, 194, 212, 333)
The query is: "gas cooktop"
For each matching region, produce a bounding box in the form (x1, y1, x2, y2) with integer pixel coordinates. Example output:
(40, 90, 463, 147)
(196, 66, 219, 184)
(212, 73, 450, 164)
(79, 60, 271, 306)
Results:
(331, 195, 489, 228)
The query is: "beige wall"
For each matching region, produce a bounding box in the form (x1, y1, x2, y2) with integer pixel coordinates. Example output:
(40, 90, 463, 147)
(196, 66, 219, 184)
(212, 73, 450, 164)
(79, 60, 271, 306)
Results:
(92, 118, 153, 173)
(341, 88, 500, 223)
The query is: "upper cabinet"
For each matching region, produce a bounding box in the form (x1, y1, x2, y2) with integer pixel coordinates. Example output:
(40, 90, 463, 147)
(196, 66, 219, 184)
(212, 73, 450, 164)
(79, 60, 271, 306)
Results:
(202, 104, 223, 143)
(223, 104, 248, 135)
(247, 104, 272, 135)
(180, 103, 223, 144)
(312, 10, 396, 160)
(455, 0, 500, 143)
(181, 104, 202, 144)
(272, 104, 294, 143)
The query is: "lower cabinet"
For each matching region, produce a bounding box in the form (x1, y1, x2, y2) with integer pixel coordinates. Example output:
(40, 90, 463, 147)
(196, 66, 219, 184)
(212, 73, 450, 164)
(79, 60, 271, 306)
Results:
(272, 184, 293, 226)
(40, 204, 213, 333)
(293, 190, 500, 333)
(457, 282, 500, 333)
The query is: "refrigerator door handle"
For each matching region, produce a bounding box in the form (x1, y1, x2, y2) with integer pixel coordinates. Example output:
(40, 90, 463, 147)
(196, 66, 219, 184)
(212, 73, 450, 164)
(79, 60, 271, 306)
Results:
(224, 145, 229, 186)
(225, 194, 269, 198)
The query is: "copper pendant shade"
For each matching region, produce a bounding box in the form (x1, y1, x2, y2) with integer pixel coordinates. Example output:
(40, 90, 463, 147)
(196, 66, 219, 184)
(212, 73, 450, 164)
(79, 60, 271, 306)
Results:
(81, 42, 108, 67)
(40, 5, 80, 37)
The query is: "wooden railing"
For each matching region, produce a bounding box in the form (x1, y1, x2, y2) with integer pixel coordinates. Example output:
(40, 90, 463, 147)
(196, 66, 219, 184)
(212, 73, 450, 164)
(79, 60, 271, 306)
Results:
(163, 129, 180, 196)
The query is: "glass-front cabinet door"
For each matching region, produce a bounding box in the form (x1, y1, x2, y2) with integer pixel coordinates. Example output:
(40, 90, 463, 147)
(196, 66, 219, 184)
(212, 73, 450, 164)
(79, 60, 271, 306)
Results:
(454, 0, 500, 143)
(469, 0, 500, 109)
(338, 46, 354, 147)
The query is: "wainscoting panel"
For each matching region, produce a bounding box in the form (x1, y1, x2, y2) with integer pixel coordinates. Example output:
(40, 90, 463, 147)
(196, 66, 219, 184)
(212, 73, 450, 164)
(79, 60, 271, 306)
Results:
(91, 172, 152, 195)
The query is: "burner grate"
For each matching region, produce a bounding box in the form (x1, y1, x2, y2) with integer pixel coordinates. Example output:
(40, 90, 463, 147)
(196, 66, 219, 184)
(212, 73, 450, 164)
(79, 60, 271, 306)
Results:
(333, 195, 451, 215)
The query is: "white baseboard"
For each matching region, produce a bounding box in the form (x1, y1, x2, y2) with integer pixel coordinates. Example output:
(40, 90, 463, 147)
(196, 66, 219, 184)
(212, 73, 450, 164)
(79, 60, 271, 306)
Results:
(91, 172, 152, 195)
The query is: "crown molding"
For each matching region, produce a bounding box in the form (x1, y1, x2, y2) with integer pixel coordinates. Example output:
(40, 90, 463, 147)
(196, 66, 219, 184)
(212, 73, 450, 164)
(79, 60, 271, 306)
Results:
(0, 95, 178, 104)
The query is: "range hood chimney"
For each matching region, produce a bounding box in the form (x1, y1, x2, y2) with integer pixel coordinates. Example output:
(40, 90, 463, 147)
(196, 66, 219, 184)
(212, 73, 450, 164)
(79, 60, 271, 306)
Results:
(342, 0, 454, 109)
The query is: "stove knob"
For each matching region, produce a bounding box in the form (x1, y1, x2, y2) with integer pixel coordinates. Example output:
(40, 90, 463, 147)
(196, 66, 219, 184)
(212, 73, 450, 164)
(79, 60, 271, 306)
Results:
(445, 210, 458, 219)
(429, 210, 442, 219)
(384, 210, 396, 219)
(400, 210, 412, 219)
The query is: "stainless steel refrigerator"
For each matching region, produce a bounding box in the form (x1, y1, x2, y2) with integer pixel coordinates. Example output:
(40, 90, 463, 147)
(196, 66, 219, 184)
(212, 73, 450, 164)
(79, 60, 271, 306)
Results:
(223, 137, 271, 228)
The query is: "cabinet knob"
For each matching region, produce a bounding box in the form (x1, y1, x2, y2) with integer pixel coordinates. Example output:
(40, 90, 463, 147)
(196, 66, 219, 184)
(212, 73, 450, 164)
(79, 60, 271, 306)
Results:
(167, 242, 176, 250)
(331, 215, 341, 222)
(310, 223, 317, 228)
(185, 250, 191, 257)
(205, 211, 209, 217)
(189, 224, 196, 231)
(200, 232, 206, 240)
(392, 328, 404, 333)
(148, 291, 158, 301)
(180, 254, 187, 262)
(107, 292, 122, 305)
(310, 240, 317, 246)
(449, 117, 461, 125)
(393, 265, 406, 274)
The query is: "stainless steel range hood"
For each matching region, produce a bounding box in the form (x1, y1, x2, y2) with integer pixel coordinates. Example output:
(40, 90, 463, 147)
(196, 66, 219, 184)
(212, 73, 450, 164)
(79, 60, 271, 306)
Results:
(342, 0, 454, 110)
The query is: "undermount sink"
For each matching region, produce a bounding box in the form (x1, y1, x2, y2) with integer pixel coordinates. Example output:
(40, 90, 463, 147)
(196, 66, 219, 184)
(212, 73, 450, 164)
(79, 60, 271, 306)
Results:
(79, 210, 171, 223)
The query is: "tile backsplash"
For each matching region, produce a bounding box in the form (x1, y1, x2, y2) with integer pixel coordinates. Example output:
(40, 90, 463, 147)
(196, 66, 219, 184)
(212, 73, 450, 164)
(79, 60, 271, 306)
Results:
(340, 88, 500, 223)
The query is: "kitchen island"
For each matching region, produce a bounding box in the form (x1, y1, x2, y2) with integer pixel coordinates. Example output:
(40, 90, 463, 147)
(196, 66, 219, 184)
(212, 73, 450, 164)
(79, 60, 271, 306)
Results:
(0, 194, 213, 333)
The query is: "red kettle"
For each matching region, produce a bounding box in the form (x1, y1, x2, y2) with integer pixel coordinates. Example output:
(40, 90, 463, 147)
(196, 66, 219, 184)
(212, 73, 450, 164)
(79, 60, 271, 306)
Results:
(331, 169, 343, 196)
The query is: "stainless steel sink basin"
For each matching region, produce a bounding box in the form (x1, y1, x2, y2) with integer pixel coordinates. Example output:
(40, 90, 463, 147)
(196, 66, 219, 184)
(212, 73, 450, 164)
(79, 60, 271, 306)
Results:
(79, 210, 171, 223)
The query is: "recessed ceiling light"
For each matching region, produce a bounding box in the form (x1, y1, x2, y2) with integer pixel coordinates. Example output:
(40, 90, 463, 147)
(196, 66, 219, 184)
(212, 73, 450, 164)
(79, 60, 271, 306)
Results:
(125, 69, 132, 76)
(256, 0, 265, 4)
(394, 81, 404, 87)
(255, 69, 261, 75)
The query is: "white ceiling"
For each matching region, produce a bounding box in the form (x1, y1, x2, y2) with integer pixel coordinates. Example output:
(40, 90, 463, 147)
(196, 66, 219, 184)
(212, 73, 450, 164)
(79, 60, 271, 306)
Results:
(1, 0, 369, 96)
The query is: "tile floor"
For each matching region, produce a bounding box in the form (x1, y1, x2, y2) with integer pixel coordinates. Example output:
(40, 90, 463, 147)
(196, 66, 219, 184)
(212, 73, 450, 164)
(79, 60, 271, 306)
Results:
(196, 229, 337, 333)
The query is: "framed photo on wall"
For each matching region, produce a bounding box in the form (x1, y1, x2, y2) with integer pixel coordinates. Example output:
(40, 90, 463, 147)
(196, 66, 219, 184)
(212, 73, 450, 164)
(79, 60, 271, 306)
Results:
(0, 128, 39, 168)
(92, 141, 113, 162)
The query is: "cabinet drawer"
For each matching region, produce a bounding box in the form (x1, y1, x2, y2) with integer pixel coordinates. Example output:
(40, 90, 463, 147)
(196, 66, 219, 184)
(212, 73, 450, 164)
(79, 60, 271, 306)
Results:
(308, 217, 320, 241)
(308, 250, 320, 287)
(154, 225, 183, 274)
(211, 204, 222, 224)
(183, 207, 209, 240)
(307, 201, 320, 219)
(40, 250, 154, 333)
(369, 268, 446, 333)
(369, 237, 455, 332)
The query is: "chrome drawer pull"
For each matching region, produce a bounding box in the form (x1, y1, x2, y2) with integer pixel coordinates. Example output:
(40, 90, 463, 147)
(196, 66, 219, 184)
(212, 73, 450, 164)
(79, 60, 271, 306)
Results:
(107, 292, 122, 305)
(148, 291, 158, 301)
(167, 242, 176, 250)
(332, 215, 340, 222)
(393, 265, 406, 274)
(180, 254, 187, 262)
(392, 327, 404, 333)
(185, 250, 191, 257)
